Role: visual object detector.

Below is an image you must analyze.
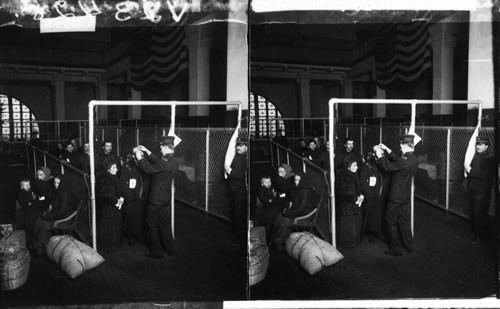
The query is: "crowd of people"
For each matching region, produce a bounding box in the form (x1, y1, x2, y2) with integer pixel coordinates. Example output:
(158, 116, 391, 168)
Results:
(17, 134, 182, 260)
(257, 133, 496, 256)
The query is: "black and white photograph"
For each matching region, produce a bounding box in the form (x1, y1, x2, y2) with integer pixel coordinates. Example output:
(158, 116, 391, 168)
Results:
(248, 1, 498, 302)
(0, 0, 248, 306)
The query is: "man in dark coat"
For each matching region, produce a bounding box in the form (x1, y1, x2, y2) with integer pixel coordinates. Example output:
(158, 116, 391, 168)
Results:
(135, 136, 179, 259)
(334, 137, 362, 173)
(96, 141, 120, 176)
(226, 138, 248, 242)
(465, 136, 496, 242)
(375, 135, 418, 256)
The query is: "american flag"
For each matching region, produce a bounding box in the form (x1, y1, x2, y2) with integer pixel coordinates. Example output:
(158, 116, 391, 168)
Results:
(130, 17, 188, 90)
(375, 13, 432, 88)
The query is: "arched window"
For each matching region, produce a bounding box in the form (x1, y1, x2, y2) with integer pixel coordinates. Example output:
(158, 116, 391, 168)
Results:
(249, 92, 285, 138)
(1, 94, 39, 141)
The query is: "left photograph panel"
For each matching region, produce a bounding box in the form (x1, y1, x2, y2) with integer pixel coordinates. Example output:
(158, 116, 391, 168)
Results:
(0, 0, 249, 305)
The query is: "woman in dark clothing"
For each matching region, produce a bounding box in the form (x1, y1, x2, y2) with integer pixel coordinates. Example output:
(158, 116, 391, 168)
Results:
(96, 158, 123, 250)
(360, 152, 384, 242)
(33, 166, 54, 211)
(271, 171, 320, 251)
(336, 157, 364, 248)
(120, 154, 144, 245)
(32, 175, 78, 256)
(274, 164, 295, 203)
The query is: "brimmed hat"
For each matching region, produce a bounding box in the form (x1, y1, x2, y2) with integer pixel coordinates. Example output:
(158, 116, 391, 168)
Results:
(236, 137, 248, 146)
(160, 136, 175, 147)
(476, 136, 490, 145)
(400, 134, 415, 145)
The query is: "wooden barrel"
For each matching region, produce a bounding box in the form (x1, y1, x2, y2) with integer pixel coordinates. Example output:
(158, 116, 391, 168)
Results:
(249, 244, 270, 286)
(0, 249, 30, 290)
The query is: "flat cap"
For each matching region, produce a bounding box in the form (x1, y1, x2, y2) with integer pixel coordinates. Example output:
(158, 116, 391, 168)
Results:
(476, 136, 490, 145)
(160, 136, 175, 147)
(400, 134, 415, 144)
(236, 137, 248, 145)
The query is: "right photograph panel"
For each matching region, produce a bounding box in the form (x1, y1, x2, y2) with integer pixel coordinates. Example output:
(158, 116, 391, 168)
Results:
(247, 5, 497, 300)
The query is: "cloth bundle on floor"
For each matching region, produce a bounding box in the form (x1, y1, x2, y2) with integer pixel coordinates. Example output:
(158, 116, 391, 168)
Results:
(0, 230, 26, 255)
(249, 226, 270, 286)
(285, 232, 344, 275)
(0, 248, 30, 290)
(46, 235, 104, 279)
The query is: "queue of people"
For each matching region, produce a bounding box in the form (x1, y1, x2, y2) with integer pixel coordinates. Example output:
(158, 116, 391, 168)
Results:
(17, 134, 182, 260)
(258, 133, 489, 257)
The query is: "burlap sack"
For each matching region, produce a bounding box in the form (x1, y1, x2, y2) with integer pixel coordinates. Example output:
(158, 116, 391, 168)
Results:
(286, 232, 343, 275)
(46, 235, 104, 279)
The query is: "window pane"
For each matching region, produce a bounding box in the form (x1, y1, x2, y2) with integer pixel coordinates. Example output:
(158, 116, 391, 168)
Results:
(0, 95, 8, 104)
(250, 109, 255, 117)
(12, 105, 20, 113)
(268, 110, 276, 117)
(12, 113, 20, 120)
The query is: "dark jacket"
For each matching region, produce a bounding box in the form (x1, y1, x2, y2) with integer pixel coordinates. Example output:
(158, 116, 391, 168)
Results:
(228, 153, 247, 192)
(274, 176, 294, 200)
(97, 172, 122, 218)
(336, 168, 362, 216)
(61, 150, 82, 169)
(377, 151, 418, 204)
(360, 162, 382, 200)
(467, 152, 496, 193)
(283, 181, 319, 218)
(303, 148, 323, 167)
(137, 153, 178, 206)
(95, 151, 120, 175)
(334, 149, 362, 172)
(42, 190, 78, 221)
(120, 164, 142, 201)
(257, 186, 275, 206)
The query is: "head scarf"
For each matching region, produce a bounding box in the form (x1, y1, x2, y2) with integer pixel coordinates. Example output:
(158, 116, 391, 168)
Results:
(39, 166, 54, 181)
(279, 164, 294, 179)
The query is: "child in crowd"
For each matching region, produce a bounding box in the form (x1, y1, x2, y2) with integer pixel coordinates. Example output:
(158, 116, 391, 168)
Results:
(16, 179, 43, 250)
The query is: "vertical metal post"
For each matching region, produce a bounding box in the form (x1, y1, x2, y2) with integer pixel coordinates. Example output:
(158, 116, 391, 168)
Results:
(43, 152, 47, 167)
(88, 102, 97, 250)
(101, 129, 104, 142)
(60, 162, 65, 175)
(170, 105, 176, 239)
(26, 145, 30, 171)
(379, 118, 383, 144)
(302, 159, 306, 173)
(277, 146, 281, 165)
(445, 128, 451, 212)
(205, 130, 210, 213)
(328, 100, 336, 247)
(270, 138, 274, 167)
(360, 125, 364, 156)
(286, 152, 290, 165)
(116, 127, 120, 158)
(57, 121, 60, 141)
(136, 127, 139, 146)
(32, 149, 37, 178)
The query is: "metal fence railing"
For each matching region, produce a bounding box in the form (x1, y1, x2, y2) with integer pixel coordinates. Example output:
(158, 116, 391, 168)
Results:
(93, 126, 248, 221)
(269, 140, 332, 241)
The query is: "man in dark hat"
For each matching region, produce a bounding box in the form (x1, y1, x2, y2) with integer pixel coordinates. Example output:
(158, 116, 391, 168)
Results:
(465, 136, 495, 243)
(96, 141, 120, 176)
(374, 134, 418, 256)
(334, 137, 362, 173)
(226, 137, 248, 242)
(134, 136, 179, 259)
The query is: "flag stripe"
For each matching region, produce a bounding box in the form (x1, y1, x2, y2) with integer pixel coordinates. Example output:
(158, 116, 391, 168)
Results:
(375, 12, 432, 87)
(130, 17, 188, 89)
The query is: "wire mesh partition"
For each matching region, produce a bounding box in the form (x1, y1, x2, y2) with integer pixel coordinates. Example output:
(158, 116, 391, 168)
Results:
(25, 144, 92, 245)
(280, 123, 495, 221)
(93, 126, 246, 221)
